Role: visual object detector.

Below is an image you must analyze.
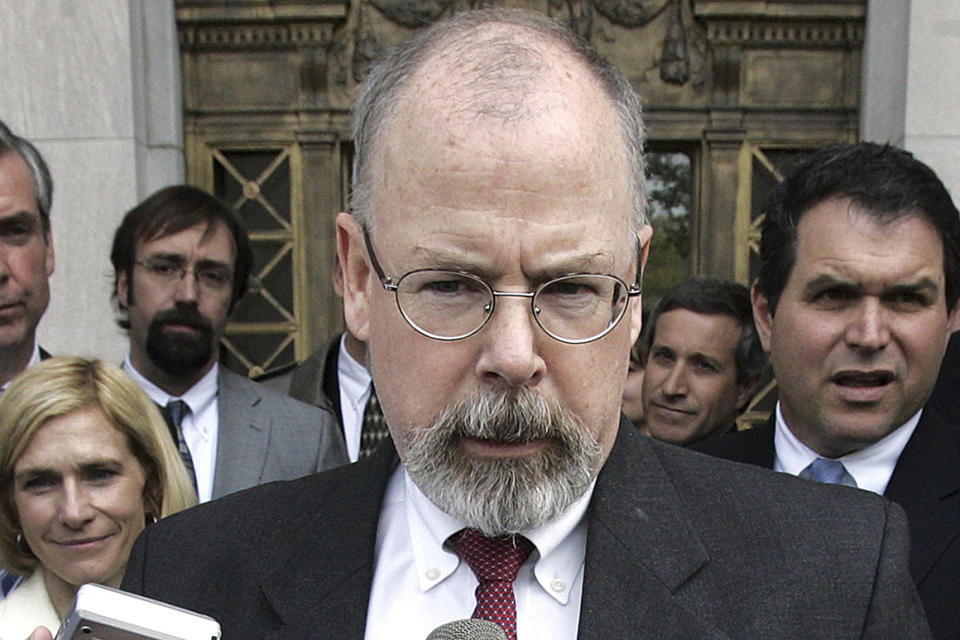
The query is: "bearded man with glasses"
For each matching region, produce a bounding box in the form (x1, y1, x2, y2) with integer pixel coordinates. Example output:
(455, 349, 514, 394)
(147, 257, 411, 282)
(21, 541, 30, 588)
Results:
(119, 9, 930, 640)
(108, 185, 346, 505)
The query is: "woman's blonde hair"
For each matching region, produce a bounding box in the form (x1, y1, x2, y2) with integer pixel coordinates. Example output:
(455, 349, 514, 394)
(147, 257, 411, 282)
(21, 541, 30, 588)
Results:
(0, 357, 196, 573)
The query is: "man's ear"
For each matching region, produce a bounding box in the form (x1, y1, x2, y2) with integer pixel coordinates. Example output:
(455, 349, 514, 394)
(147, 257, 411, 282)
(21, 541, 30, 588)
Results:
(628, 224, 654, 345)
(44, 228, 55, 277)
(752, 282, 774, 353)
(337, 212, 372, 342)
(947, 297, 960, 334)
(117, 270, 130, 310)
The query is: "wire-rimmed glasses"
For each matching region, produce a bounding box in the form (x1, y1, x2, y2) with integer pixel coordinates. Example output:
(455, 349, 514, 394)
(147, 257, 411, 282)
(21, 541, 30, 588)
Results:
(363, 228, 642, 344)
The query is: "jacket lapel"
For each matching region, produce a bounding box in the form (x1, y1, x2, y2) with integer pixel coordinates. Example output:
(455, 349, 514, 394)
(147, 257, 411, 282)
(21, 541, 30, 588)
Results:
(212, 368, 270, 498)
(261, 442, 399, 639)
(884, 407, 960, 584)
(578, 420, 730, 640)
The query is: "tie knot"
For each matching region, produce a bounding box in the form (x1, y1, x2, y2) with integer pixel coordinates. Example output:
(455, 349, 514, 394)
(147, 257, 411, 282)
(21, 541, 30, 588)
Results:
(800, 457, 858, 487)
(165, 399, 190, 427)
(452, 529, 534, 583)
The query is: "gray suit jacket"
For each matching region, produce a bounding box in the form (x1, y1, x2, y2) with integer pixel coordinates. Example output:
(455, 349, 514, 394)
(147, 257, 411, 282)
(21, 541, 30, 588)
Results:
(211, 367, 348, 499)
(123, 418, 929, 638)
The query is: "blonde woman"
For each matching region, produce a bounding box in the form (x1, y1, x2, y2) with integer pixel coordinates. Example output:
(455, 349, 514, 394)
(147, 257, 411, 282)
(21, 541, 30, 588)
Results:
(0, 357, 196, 639)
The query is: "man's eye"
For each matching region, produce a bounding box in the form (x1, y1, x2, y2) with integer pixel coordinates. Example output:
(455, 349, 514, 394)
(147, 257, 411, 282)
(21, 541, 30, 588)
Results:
(150, 263, 179, 276)
(417, 276, 486, 298)
(0, 224, 34, 241)
(812, 288, 855, 305)
(692, 359, 719, 373)
(198, 269, 230, 285)
(650, 350, 674, 366)
(887, 292, 930, 309)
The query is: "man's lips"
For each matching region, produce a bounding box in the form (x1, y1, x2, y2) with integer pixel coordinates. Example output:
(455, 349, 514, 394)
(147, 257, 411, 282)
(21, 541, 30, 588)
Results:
(160, 320, 203, 332)
(831, 369, 896, 402)
(648, 402, 696, 423)
(460, 436, 549, 458)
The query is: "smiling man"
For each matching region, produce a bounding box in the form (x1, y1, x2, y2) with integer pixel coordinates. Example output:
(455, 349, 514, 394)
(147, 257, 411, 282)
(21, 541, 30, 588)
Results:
(120, 10, 930, 640)
(640, 276, 764, 445)
(110, 186, 345, 504)
(696, 142, 960, 640)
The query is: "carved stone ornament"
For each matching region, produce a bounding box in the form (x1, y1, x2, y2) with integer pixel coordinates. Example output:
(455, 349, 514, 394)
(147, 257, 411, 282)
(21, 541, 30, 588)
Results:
(368, 0, 456, 27)
(592, 0, 671, 28)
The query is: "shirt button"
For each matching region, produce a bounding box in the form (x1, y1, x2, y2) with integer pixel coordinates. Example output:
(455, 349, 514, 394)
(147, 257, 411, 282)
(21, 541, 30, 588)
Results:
(425, 568, 441, 581)
(551, 579, 566, 593)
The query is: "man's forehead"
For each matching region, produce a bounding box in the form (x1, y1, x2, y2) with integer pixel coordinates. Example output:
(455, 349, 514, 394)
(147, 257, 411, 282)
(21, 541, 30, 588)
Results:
(656, 310, 742, 351)
(0, 151, 39, 208)
(138, 220, 234, 255)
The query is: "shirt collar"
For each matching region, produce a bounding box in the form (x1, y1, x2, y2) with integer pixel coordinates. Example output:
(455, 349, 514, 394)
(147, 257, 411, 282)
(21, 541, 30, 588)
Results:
(401, 466, 593, 605)
(337, 333, 373, 411)
(123, 356, 219, 417)
(773, 401, 920, 495)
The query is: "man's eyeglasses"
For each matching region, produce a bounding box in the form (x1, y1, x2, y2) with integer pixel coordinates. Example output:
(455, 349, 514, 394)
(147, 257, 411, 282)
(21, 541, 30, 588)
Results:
(135, 260, 233, 292)
(363, 228, 642, 344)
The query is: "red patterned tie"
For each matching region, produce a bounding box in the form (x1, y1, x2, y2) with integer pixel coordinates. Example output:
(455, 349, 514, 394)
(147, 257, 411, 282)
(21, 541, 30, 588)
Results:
(451, 528, 535, 640)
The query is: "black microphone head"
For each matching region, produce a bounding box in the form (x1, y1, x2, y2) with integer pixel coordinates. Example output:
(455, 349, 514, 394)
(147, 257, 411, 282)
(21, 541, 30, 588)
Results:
(426, 619, 507, 640)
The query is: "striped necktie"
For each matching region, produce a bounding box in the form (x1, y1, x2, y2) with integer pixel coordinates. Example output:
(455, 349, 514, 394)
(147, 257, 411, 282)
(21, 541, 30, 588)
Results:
(164, 399, 198, 493)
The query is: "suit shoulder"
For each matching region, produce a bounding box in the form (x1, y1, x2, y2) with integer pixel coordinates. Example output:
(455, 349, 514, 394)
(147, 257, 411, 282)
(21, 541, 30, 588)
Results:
(221, 367, 335, 422)
(690, 424, 772, 465)
(653, 439, 894, 527)
(144, 463, 359, 547)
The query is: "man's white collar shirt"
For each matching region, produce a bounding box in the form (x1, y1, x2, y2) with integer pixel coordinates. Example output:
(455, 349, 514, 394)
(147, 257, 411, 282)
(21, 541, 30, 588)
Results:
(773, 401, 919, 495)
(337, 333, 373, 463)
(123, 356, 220, 502)
(365, 466, 593, 639)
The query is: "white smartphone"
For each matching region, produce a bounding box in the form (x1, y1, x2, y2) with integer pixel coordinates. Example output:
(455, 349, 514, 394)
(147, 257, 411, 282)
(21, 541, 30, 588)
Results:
(54, 583, 221, 640)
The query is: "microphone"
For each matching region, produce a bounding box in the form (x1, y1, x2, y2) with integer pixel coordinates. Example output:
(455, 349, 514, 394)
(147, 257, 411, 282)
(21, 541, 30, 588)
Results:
(426, 619, 507, 640)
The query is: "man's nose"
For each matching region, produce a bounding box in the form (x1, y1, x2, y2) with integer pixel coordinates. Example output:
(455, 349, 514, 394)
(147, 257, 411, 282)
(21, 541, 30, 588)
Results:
(475, 295, 546, 388)
(845, 298, 890, 352)
(173, 268, 200, 302)
(660, 362, 687, 397)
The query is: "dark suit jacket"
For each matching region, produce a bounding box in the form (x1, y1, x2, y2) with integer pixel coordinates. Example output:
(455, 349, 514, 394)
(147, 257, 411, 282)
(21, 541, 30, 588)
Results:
(255, 335, 347, 436)
(211, 367, 348, 499)
(122, 418, 929, 639)
(694, 410, 960, 640)
(927, 331, 960, 423)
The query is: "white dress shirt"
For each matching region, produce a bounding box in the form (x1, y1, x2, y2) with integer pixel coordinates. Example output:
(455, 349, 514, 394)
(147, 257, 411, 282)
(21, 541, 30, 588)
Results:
(336, 334, 373, 463)
(123, 356, 220, 502)
(365, 467, 592, 640)
(772, 401, 919, 495)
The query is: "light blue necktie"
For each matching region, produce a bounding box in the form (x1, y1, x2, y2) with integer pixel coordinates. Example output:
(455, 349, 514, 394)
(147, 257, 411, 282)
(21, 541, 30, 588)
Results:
(799, 457, 858, 488)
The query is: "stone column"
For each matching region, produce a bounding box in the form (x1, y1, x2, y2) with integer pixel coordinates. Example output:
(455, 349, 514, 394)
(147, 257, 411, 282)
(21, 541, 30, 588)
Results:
(862, 0, 960, 198)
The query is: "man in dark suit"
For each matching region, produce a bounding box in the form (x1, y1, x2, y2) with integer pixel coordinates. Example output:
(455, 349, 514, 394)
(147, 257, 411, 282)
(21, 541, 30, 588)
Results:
(695, 142, 960, 640)
(119, 9, 930, 639)
(110, 186, 346, 503)
(0, 120, 56, 597)
(257, 256, 386, 462)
